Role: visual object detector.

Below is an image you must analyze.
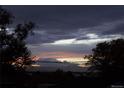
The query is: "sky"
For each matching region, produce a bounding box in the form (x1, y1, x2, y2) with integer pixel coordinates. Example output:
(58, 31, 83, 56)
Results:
(3, 5, 124, 63)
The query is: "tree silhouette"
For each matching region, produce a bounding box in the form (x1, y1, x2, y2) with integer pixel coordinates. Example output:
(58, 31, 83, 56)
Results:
(0, 7, 35, 74)
(86, 39, 124, 81)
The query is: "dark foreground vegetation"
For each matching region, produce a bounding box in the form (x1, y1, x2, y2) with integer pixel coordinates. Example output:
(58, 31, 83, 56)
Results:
(0, 6, 124, 88)
(1, 69, 124, 88)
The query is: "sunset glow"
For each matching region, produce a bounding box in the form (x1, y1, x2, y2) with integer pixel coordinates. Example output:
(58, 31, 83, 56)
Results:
(33, 51, 89, 63)
(2, 5, 124, 88)
(57, 57, 88, 62)
(31, 56, 40, 61)
(31, 64, 40, 67)
(36, 51, 85, 59)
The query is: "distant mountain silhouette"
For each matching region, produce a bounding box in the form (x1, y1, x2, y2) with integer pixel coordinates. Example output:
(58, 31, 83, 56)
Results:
(38, 58, 59, 63)
(27, 59, 88, 72)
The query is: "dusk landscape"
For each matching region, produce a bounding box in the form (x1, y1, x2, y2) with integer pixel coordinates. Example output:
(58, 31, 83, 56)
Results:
(0, 5, 124, 88)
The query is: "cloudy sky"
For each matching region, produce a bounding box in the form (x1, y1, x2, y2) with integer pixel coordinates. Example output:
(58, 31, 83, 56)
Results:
(3, 6, 124, 62)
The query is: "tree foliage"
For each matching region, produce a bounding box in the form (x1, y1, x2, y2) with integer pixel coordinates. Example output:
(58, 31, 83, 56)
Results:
(86, 39, 124, 80)
(0, 7, 35, 72)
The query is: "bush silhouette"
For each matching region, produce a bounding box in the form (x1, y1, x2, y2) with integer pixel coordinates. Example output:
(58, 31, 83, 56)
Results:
(0, 7, 35, 85)
(86, 39, 124, 81)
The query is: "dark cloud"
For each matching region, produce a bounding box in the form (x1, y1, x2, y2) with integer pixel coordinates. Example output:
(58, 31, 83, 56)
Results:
(2, 5, 124, 55)
(102, 23, 124, 35)
(3, 5, 124, 29)
(26, 29, 76, 44)
(26, 19, 124, 44)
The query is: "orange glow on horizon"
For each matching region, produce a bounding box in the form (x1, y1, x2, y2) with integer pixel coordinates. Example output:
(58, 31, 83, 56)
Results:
(57, 57, 89, 62)
(31, 56, 40, 61)
(32, 51, 88, 62)
(31, 64, 40, 67)
(36, 51, 86, 58)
